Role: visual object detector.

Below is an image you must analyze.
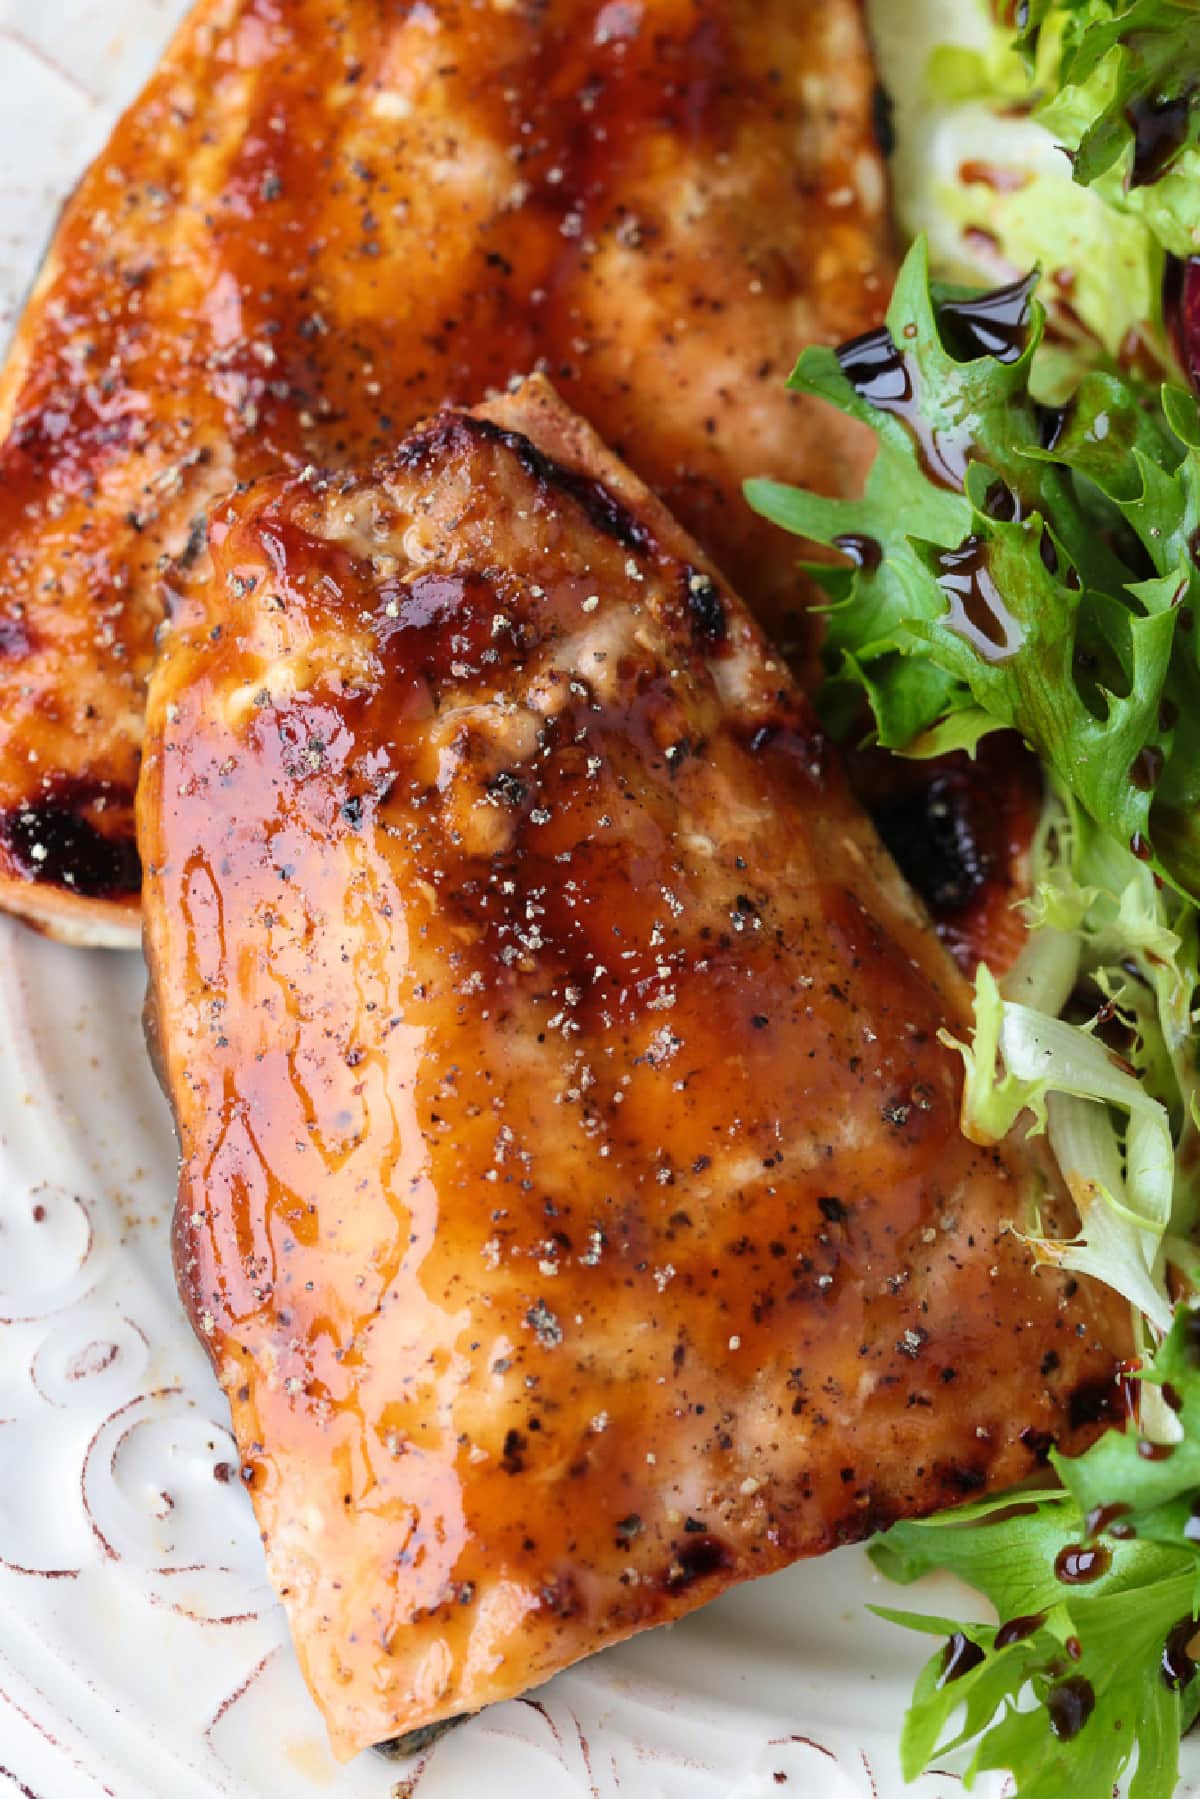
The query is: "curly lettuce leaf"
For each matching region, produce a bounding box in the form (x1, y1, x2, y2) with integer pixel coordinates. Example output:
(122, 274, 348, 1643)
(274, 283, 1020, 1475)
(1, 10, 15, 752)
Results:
(1014, 0, 1200, 258)
(746, 237, 1200, 902)
(948, 958, 1176, 1327)
(926, 770, 1200, 1332)
(869, 0, 1172, 397)
(870, 1309, 1200, 1797)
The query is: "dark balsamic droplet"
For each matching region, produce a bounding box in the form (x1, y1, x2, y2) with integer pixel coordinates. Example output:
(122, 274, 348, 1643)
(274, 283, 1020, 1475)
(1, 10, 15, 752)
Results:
(1130, 746, 1165, 791)
(939, 1632, 986, 1685)
(1054, 1542, 1111, 1584)
(1046, 1675, 1095, 1741)
(1084, 1501, 1132, 1539)
(1162, 1619, 1200, 1690)
(994, 1611, 1046, 1648)
(1128, 92, 1194, 189)
(1131, 831, 1153, 862)
(933, 536, 1024, 661)
(1137, 1436, 1175, 1461)
(936, 270, 1039, 365)
(834, 322, 975, 488)
(837, 324, 912, 409)
(833, 532, 882, 572)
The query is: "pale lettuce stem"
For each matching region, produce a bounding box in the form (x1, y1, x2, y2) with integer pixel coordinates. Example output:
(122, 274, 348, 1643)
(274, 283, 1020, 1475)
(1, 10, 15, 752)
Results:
(1000, 922, 1080, 1015)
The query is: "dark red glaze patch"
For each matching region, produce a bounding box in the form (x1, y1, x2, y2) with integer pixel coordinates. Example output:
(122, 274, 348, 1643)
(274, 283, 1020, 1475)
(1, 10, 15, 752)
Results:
(1166, 256, 1200, 393)
(1, 781, 140, 897)
(856, 734, 1043, 975)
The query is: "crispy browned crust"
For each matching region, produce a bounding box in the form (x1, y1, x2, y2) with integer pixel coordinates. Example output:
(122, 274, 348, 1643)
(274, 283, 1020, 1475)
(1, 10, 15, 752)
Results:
(0, 0, 895, 944)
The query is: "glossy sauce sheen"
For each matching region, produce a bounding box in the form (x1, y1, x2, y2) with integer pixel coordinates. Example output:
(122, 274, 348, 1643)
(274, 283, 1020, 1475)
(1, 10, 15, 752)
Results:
(139, 379, 1127, 1759)
(0, 0, 894, 943)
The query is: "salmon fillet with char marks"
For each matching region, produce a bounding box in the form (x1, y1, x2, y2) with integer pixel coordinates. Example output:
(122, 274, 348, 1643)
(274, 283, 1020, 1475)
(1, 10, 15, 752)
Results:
(139, 376, 1127, 1760)
(0, 0, 893, 945)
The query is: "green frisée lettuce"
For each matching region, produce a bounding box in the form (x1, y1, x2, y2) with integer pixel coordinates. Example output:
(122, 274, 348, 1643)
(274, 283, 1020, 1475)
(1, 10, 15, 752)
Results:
(746, 230, 1200, 1791)
(746, 237, 1200, 902)
(946, 793, 1200, 1333)
(1019, 0, 1200, 259)
(745, 240, 1200, 1304)
(866, 0, 1171, 395)
(865, 1312, 1200, 1799)
(953, 965, 1175, 1328)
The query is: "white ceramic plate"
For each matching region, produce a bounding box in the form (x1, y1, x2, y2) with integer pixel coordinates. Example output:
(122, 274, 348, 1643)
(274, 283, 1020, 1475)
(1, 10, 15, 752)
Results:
(0, 7, 1194, 1798)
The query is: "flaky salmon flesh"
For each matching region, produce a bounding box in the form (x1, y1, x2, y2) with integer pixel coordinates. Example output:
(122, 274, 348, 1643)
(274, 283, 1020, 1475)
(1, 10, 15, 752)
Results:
(139, 377, 1127, 1760)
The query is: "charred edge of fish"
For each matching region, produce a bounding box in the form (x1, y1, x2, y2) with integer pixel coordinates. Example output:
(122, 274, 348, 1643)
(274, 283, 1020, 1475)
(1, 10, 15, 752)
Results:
(663, 1532, 732, 1591)
(1, 780, 141, 898)
(373, 1716, 467, 1761)
(683, 566, 727, 647)
(1068, 1373, 1124, 1434)
(399, 413, 657, 557)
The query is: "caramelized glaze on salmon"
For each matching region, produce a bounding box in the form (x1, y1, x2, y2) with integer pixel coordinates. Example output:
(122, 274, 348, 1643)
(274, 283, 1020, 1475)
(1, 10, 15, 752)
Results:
(139, 378, 1126, 1759)
(0, 0, 894, 943)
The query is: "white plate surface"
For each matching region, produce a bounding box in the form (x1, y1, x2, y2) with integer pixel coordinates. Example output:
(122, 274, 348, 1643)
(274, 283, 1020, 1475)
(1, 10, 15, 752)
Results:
(0, 5, 1195, 1798)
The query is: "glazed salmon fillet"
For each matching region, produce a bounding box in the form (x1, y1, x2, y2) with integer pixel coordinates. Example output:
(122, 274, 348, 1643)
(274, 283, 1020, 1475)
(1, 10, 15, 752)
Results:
(139, 377, 1126, 1759)
(0, 0, 893, 944)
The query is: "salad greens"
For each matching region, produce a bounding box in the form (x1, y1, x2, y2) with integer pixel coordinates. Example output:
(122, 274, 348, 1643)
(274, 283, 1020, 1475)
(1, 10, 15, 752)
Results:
(868, 1312, 1200, 1799)
(952, 792, 1200, 1338)
(752, 7, 1200, 1791)
(746, 238, 1200, 902)
(872, 0, 1200, 397)
(748, 238, 1200, 1781)
(749, 224, 1200, 1348)
(1019, 1, 1200, 259)
(746, 5, 1200, 1783)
